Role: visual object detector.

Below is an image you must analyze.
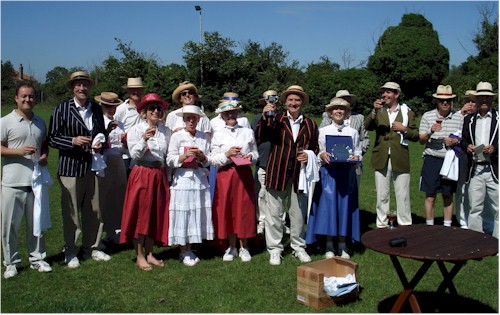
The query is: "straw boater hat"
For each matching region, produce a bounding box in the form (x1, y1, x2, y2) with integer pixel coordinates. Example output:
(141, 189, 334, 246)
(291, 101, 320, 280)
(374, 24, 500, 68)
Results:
(279, 85, 309, 104)
(380, 82, 401, 94)
(175, 105, 206, 117)
(94, 92, 123, 106)
(432, 85, 456, 99)
(335, 89, 357, 104)
(215, 94, 242, 114)
(172, 81, 198, 104)
(473, 81, 496, 96)
(122, 77, 144, 89)
(219, 92, 242, 102)
(136, 93, 169, 112)
(66, 71, 94, 89)
(325, 97, 350, 111)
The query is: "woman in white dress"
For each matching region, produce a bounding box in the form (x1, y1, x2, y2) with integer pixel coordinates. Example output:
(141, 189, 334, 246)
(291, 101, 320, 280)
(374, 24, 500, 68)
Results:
(166, 105, 213, 266)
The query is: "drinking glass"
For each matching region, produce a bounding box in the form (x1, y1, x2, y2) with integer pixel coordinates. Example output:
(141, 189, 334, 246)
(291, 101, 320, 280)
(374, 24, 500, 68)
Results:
(387, 210, 397, 230)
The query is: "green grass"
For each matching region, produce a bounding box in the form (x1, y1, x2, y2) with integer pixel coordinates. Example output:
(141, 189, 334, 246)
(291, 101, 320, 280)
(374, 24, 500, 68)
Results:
(1, 104, 498, 313)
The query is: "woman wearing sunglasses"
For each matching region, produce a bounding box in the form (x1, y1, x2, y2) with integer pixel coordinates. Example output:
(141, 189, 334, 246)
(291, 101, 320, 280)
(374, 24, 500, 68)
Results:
(119, 93, 171, 271)
(166, 81, 212, 138)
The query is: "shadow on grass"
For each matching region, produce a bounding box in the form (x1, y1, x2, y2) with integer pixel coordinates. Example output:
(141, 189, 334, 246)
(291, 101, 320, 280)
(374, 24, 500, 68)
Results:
(377, 291, 496, 313)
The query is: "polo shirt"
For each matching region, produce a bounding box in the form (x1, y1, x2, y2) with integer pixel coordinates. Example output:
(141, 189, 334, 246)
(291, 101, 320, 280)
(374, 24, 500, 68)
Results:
(419, 109, 463, 158)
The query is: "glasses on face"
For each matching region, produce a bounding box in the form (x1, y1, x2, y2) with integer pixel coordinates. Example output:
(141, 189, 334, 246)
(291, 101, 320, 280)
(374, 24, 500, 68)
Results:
(147, 104, 163, 112)
(181, 90, 195, 97)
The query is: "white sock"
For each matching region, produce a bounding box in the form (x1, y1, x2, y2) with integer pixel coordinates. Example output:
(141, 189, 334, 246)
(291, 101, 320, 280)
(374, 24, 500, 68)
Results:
(426, 219, 434, 225)
(443, 220, 452, 227)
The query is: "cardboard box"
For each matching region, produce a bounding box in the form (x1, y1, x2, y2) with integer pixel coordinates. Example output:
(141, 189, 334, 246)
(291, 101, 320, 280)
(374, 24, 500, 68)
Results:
(296, 257, 359, 310)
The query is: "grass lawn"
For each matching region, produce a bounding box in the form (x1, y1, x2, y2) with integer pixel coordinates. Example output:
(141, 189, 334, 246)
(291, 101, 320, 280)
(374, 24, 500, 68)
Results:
(1, 104, 498, 313)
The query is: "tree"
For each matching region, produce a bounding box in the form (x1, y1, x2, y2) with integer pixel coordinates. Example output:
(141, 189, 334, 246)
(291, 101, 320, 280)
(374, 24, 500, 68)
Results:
(1, 60, 17, 106)
(367, 14, 449, 114)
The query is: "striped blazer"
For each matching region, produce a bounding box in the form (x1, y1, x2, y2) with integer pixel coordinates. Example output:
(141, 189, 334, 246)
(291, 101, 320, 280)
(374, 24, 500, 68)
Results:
(48, 98, 107, 177)
(256, 112, 319, 192)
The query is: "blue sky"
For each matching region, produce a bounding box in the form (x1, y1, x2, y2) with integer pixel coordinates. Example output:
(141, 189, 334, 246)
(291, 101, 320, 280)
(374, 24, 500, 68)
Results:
(2, 0, 498, 83)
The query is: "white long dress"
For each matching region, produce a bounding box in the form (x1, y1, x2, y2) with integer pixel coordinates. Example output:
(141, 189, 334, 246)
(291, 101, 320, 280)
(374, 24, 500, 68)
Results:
(166, 129, 214, 245)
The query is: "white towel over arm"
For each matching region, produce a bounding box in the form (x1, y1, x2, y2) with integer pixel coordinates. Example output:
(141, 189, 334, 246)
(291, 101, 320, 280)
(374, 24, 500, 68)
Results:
(32, 163, 53, 237)
(91, 133, 107, 177)
(298, 150, 320, 220)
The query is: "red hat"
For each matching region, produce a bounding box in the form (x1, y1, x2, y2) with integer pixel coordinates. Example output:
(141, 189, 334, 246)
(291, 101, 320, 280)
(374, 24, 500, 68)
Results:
(136, 93, 169, 112)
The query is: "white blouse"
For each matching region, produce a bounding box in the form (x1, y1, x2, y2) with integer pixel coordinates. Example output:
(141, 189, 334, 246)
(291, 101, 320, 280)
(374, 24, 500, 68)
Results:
(128, 121, 171, 163)
(208, 125, 259, 167)
(318, 123, 362, 161)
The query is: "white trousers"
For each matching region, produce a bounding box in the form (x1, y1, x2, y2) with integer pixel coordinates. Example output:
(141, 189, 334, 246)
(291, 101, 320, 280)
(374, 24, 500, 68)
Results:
(467, 165, 498, 239)
(375, 158, 412, 228)
(455, 182, 470, 228)
(1, 186, 46, 265)
(266, 181, 307, 254)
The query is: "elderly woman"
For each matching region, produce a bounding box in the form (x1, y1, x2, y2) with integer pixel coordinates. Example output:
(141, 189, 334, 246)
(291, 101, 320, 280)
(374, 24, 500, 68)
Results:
(208, 98, 258, 262)
(165, 81, 211, 137)
(94, 92, 127, 245)
(166, 105, 213, 266)
(119, 93, 171, 271)
(306, 97, 361, 259)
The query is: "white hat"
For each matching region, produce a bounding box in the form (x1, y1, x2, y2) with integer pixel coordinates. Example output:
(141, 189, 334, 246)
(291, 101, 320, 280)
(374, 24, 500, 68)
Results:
(432, 85, 456, 99)
(381, 82, 401, 94)
(175, 105, 206, 117)
(335, 89, 357, 104)
(122, 77, 144, 89)
(325, 97, 350, 110)
(474, 81, 496, 96)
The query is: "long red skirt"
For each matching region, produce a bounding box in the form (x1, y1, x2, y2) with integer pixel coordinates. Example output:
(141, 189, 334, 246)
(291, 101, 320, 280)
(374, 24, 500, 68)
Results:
(212, 165, 256, 239)
(119, 166, 170, 246)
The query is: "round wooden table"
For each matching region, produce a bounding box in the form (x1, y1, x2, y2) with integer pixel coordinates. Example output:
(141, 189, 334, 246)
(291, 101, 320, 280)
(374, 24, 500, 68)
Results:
(362, 224, 498, 312)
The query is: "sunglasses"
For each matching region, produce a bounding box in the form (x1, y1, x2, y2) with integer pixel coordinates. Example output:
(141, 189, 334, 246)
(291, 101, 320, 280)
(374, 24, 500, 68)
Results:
(147, 104, 164, 112)
(181, 90, 195, 96)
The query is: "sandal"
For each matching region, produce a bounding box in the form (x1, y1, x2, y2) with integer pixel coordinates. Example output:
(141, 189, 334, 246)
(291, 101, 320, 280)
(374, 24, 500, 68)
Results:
(148, 259, 165, 268)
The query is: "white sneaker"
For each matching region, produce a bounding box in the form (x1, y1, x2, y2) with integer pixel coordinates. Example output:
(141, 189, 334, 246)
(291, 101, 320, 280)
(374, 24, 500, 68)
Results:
(222, 247, 238, 262)
(66, 256, 80, 269)
(340, 250, 351, 259)
(239, 248, 252, 262)
(3, 265, 17, 279)
(325, 251, 335, 259)
(91, 250, 111, 262)
(180, 251, 199, 266)
(30, 260, 52, 273)
(269, 253, 282, 265)
(293, 250, 312, 263)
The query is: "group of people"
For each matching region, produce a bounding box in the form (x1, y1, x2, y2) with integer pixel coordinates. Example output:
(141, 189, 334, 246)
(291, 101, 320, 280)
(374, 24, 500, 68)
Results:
(1, 69, 497, 278)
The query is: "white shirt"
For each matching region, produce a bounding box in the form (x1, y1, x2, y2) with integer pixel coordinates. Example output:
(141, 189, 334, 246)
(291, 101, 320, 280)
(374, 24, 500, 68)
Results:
(287, 112, 303, 142)
(387, 104, 400, 126)
(113, 99, 141, 132)
(165, 107, 212, 134)
(208, 125, 259, 167)
(127, 121, 170, 163)
(74, 97, 93, 131)
(475, 111, 492, 146)
(103, 116, 125, 158)
(210, 114, 251, 132)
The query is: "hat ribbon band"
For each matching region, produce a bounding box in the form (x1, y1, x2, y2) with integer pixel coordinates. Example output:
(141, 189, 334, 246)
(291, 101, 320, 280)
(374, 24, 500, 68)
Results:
(101, 97, 119, 103)
(477, 89, 493, 93)
(437, 93, 453, 96)
(219, 103, 238, 111)
(223, 96, 239, 100)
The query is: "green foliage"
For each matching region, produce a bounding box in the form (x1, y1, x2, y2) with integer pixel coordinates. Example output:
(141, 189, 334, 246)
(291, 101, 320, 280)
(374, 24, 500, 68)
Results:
(367, 14, 449, 113)
(1, 60, 17, 106)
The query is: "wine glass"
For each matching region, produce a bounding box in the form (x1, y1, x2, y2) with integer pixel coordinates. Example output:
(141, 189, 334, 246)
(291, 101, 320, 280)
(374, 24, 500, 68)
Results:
(436, 119, 443, 125)
(387, 210, 397, 230)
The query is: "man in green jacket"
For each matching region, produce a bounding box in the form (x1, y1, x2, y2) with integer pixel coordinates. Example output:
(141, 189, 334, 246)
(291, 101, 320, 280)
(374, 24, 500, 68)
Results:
(365, 82, 419, 228)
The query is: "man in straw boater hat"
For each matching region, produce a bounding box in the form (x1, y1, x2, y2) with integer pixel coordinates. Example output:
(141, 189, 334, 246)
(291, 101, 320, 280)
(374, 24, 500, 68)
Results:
(459, 81, 498, 238)
(94, 92, 127, 245)
(365, 82, 419, 229)
(455, 89, 477, 229)
(114, 77, 144, 176)
(48, 71, 111, 268)
(255, 85, 319, 265)
(418, 85, 463, 227)
(166, 81, 212, 138)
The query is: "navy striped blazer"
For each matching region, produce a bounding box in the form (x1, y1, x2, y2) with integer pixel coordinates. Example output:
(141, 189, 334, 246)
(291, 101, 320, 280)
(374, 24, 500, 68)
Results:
(48, 98, 107, 177)
(256, 112, 319, 192)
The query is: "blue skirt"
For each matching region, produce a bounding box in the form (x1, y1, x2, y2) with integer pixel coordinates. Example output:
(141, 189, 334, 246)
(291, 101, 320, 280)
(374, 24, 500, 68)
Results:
(306, 163, 360, 245)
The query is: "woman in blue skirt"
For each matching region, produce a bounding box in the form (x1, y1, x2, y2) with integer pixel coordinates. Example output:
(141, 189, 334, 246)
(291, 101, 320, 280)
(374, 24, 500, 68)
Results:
(306, 97, 361, 259)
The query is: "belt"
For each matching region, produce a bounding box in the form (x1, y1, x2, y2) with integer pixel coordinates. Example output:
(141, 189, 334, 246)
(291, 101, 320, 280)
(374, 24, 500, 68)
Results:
(136, 160, 164, 168)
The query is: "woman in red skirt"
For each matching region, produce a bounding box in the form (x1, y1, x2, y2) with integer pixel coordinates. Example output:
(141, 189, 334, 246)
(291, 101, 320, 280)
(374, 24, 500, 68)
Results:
(119, 93, 170, 271)
(208, 96, 259, 262)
